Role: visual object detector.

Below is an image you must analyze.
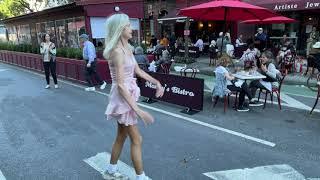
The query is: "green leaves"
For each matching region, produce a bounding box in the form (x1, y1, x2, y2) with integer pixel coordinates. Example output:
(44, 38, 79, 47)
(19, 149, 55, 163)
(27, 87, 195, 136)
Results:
(0, 42, 82, 60)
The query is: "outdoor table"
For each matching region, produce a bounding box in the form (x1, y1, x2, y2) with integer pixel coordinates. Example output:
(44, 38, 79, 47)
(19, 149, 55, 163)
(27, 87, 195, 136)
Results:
(174, 66, 200, 73)
(233, 72, 266, 80)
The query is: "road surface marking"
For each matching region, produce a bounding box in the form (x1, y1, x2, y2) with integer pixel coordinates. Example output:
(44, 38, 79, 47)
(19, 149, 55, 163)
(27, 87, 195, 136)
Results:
(203, 164, 306, 180)
(0, 69, 8, 72)
(0, 64, 278, 147)
(284, 92, 316, 99)
(0, 169, 6, 180)
(84, 152, 136, 179)
(138, 103, 276, 147)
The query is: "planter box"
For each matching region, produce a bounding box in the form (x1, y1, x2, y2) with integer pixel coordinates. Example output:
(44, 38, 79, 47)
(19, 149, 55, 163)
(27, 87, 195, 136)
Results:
(0, 50, 112, 84)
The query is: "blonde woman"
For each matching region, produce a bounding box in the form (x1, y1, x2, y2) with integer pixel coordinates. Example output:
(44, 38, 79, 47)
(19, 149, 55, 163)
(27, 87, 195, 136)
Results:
(103, 14, 164, 180)
(40, 33, 58, 89)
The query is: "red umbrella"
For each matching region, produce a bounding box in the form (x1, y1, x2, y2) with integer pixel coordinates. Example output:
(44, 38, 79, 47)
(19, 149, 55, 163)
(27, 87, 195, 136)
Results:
(178, 0, 278, 21)
(241, 16, 297, 24)
(178, 0, 278, 53)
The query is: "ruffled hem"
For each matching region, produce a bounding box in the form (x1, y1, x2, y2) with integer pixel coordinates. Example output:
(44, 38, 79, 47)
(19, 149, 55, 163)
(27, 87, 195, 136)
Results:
(106, 78, 140, 116)
(106, 110, 138, 126)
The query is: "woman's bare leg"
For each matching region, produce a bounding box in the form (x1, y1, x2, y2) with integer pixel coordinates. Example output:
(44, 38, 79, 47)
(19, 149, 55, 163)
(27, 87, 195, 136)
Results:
(127, 125, 143, 175)
(110, 123, 128, 164)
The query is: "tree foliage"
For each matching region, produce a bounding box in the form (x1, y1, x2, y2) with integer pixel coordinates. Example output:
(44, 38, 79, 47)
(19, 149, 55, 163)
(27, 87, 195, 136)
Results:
(0, 0, 73, 19)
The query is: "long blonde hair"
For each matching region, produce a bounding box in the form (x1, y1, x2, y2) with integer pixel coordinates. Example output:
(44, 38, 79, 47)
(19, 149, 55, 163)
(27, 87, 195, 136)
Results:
(103, 13, 130, 60)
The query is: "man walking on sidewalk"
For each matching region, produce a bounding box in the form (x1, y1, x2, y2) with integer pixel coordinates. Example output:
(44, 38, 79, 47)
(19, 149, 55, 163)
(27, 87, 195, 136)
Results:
(79, 34, 106, 91)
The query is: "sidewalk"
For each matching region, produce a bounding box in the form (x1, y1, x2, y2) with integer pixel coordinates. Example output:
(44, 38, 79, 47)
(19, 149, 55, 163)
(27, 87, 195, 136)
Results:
(172, 56, 312, 87)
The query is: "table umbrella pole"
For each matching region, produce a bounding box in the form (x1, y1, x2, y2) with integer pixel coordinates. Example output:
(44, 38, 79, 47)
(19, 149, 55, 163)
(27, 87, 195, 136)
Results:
(220, 7, 228, 56)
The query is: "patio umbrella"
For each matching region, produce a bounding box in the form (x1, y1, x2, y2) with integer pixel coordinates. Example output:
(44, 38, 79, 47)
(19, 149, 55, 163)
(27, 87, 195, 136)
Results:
(241, 16, 297, 24)
(178, 0, 278, 53)
(178, 0, 277, 21)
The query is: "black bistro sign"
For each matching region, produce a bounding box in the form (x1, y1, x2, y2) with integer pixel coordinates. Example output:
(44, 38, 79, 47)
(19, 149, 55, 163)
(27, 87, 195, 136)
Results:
(137, 72, 204, 112)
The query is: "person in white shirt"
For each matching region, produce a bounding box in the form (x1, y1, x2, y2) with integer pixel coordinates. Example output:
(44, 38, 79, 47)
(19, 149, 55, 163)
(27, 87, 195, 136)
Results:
(235, 34, 246, 47)
(194, 36, 204, 52)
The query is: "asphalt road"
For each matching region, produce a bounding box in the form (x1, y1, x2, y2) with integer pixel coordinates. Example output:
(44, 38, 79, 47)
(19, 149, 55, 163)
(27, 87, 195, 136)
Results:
(0, 62, 319, 180)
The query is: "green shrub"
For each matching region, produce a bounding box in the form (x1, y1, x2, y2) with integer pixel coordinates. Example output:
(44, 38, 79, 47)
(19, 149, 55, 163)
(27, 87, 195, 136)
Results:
(57, 47, 67, 58)
(0, 42, 83, 60)
(31, 45, 39, 54)
(73, 48, 83, 60)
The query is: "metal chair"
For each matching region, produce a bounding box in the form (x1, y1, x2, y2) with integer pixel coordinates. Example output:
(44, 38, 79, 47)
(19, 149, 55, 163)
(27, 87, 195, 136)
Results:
(160, 61, 172, 74)
(180, 67, 197, 78)
(212, 93, 239, 113)
(258, 75, 286, 110)
(310, 74, 320, 114)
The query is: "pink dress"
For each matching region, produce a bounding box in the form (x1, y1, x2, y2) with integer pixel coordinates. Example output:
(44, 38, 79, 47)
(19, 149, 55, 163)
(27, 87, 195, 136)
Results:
(105, 50, 140, 126)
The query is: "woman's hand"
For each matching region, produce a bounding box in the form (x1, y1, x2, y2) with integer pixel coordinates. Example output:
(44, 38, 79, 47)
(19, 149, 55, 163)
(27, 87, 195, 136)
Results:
(261, 64, 267, 72)
(155, 82, 164, 98)
(136, 109, 154, 125)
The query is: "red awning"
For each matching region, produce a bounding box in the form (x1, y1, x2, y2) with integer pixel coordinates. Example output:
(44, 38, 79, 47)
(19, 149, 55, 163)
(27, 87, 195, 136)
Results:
(77, 0, 143, 18)
(76, 0, 141, 6)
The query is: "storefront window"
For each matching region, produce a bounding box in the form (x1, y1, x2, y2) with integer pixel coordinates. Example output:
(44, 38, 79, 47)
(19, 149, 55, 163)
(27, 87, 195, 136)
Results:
(66, 18, 78, 48)
(55, 19, 66, 47)
(17, 24, 31, 44)
(46, 21, 56, 44)
(75, 16, 86, 43)
(0, 25, 6, 42)
(8, 26, 18, 44)
(36, 22, 46, 44)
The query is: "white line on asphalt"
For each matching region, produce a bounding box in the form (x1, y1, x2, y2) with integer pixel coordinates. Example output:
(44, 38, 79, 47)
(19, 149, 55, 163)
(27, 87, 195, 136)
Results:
(7, 64, 277, 147)
(83, 152, 136, 179)
(203, 164, 306, 180)
(0, 169, 6, 180)
(0, 69, 8, 72)
(284, 92, 316, 99)
(281, 93, 312, 109)
(2, 64, 280, 146)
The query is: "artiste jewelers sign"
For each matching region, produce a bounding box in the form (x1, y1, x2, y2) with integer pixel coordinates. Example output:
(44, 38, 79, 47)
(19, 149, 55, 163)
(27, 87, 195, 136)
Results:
(137, 72, 204, 111)
(257, 0, 320, 11)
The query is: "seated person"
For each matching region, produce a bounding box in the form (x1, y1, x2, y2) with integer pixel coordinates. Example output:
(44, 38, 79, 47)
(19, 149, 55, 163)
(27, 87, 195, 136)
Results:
(134, 46, 149, 71)
(240, 43, 260, 68)
(276, 43, 296, 68)
(250, 51, 282, 98)
(153, 40, 165, 60)
(155, 49, 171, 72)
(213, 55, 263, 112)
(235, 34, 246, 47)
(281, 34, 293, 48)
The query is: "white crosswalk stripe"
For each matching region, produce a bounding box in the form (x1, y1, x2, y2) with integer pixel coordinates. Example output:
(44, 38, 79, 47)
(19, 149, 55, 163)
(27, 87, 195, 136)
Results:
(0, 170, 6, 180)
(84, 152, 136, 180)
(203, 164, 319, 180)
